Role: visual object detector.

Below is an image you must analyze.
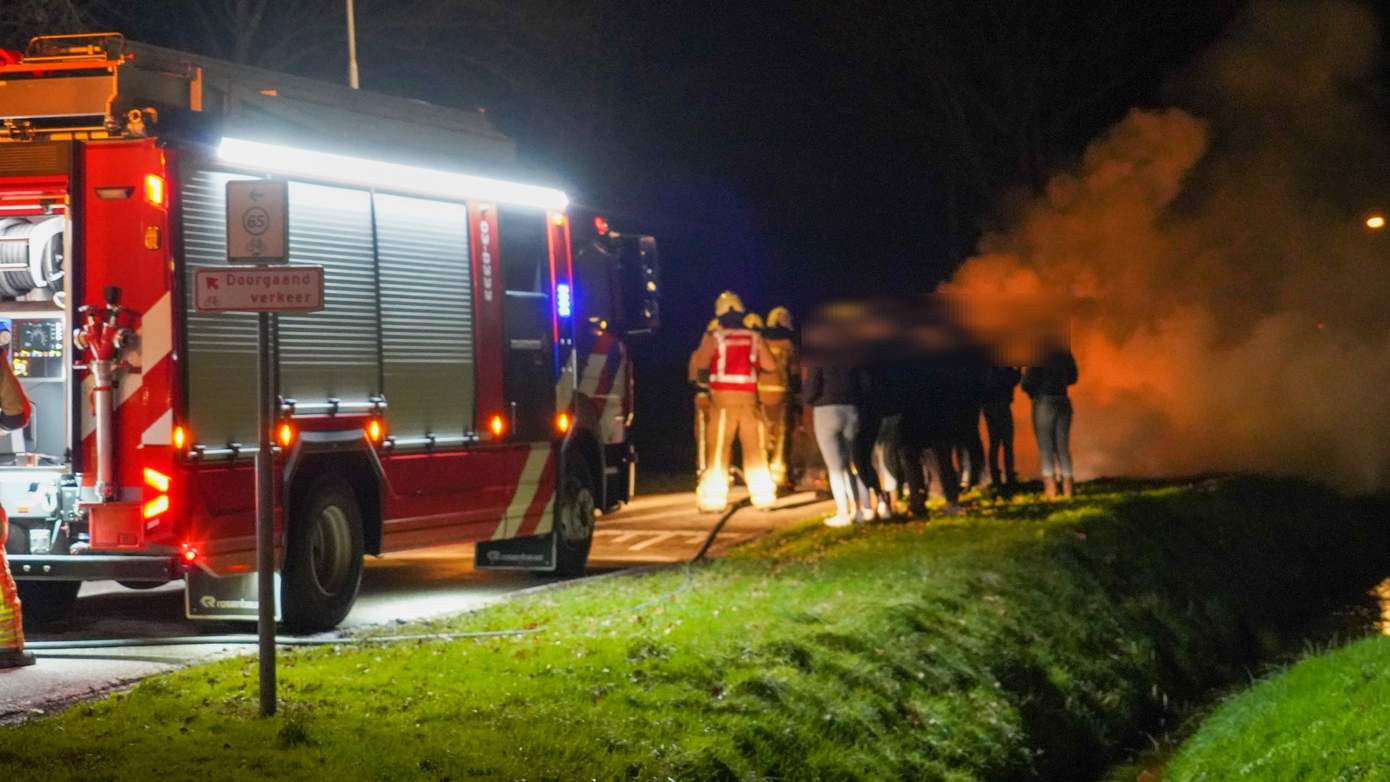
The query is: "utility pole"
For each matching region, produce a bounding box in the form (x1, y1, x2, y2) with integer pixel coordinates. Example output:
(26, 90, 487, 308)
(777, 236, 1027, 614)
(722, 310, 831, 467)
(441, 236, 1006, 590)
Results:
(346, 0, 360, 90)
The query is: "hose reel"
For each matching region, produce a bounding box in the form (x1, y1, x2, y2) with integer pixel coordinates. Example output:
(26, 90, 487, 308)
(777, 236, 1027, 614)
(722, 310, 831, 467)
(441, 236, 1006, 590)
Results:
(0, 216, 65, 299)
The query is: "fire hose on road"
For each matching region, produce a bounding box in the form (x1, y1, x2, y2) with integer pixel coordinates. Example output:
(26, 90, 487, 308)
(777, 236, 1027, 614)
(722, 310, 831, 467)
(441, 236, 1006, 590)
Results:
(23, 493, 824, 657)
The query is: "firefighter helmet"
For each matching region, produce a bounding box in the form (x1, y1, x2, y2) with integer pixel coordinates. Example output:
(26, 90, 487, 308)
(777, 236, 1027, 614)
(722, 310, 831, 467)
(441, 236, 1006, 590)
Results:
(713, 290, 745, 317)
(767, 306, 793, 330)
(743, 312, 765, 330)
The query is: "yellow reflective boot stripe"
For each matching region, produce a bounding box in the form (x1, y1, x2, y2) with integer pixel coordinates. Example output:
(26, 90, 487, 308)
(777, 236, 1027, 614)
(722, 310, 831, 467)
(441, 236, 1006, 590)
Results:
(0, 602, 21, 650)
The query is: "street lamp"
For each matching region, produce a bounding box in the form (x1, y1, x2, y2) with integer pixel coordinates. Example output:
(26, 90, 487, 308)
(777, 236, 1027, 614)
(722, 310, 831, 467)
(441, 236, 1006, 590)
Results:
(1366, 214, 1385, 230)
(346, 0, 361, 89)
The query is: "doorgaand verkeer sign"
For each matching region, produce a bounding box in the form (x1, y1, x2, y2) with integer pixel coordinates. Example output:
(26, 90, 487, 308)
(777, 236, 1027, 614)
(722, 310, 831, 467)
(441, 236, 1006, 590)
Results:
(194, 266, 325, 312)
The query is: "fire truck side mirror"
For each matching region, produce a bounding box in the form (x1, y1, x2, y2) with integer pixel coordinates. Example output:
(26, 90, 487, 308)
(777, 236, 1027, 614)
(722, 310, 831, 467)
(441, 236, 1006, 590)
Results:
(617, 235, 661, 337)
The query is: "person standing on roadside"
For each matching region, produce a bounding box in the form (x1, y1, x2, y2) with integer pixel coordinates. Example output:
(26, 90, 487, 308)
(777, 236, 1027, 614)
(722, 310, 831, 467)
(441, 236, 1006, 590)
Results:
(1022, 344, 1078, 500)
(897, 357, 961, 519)
(692, 318, 719, 477)
(982, 365, 1022, 490)
(852, 361, 891, 519)
(805, 359, 872, 527)
(0, 332, 34, 668)
(688, 292, 779, 512)
(951, 360, 987, 491)
(761, 306, 798, 491)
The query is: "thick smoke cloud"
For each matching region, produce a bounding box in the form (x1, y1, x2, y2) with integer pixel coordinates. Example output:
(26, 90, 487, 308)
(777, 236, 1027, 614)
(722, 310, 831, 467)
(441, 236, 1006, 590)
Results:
(948, 0, 1390, 490)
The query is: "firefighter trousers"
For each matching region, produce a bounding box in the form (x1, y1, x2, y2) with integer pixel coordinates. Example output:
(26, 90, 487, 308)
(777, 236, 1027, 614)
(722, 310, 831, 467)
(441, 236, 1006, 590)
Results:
(0, 511, 23, 652)
(697, 391, 776, 511)
(694, 391, 712, 474)
(759, 391, 790, 488)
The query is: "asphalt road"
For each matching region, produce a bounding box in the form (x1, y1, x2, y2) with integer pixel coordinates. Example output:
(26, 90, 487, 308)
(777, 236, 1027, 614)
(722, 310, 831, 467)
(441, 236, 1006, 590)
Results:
(0, 489, 831, 723)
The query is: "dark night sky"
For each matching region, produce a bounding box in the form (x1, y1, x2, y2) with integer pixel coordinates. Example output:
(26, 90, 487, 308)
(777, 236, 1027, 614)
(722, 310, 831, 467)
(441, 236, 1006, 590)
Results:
(0, 2, 1259, 312)
(10, 0, 1377, 472)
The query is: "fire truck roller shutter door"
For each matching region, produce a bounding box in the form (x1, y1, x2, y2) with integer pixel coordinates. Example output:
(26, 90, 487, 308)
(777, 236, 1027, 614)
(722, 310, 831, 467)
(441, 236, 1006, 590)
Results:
(277, 183, 380, 407)
(181, 169, 262, 447)
(373, 194, 475, 439)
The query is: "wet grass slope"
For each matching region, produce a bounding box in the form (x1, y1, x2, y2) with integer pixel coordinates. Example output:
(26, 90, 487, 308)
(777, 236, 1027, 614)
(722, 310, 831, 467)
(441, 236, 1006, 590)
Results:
(1, 477, 1385, 781)
(1166, 634, 1390, 780)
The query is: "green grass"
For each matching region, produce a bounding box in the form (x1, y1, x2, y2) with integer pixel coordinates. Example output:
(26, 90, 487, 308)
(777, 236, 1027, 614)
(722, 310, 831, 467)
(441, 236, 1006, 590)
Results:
(1, 478, 1386, 781)
(1166, 635, 1390, 781)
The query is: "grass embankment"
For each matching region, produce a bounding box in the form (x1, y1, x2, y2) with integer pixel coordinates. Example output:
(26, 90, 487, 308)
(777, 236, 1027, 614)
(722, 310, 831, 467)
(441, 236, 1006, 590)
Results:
(1165, 635, 1390, 781)
(2, 478, 1386, 781)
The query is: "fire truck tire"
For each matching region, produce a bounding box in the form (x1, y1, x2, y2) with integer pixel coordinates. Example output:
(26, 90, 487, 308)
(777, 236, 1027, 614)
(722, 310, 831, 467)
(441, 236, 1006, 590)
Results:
(282, 475, 365, 632)
(553, 457, 597, 577)
(16, 580, 80, 624)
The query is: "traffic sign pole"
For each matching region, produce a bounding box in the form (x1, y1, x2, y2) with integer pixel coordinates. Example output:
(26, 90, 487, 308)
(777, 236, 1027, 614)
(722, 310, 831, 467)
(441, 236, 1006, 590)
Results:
(256, 309, 276, 717)
(221, 178, 298, 718)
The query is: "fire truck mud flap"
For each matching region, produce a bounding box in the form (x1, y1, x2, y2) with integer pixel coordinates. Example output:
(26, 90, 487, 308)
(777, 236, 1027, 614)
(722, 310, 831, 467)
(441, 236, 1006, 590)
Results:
(185, 567, 281, 622)
(475, 534, 556, 572)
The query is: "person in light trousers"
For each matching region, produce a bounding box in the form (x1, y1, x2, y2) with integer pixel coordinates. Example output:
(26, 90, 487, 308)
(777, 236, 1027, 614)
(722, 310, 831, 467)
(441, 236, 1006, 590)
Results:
(1022, 346, 1078, 499)
(805, 362, 871, 526)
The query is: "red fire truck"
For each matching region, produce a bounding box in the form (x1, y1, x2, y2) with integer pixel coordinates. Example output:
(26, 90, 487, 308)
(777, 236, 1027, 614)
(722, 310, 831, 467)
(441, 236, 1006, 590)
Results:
(0, 34, 660, 630)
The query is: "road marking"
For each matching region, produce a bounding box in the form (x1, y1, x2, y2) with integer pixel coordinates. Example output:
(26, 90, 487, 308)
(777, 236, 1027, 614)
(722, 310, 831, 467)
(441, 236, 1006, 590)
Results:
(627, 532, 675, 551)
(593, 529, 713, 552)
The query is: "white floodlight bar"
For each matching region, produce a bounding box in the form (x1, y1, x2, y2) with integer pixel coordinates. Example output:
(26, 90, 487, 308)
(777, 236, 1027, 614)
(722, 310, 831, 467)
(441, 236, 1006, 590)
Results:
(216, 137, 569, 211)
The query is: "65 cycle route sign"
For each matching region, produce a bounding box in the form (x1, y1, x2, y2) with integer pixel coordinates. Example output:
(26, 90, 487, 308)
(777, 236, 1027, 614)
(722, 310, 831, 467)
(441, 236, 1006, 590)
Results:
(226, 179, 288, 264)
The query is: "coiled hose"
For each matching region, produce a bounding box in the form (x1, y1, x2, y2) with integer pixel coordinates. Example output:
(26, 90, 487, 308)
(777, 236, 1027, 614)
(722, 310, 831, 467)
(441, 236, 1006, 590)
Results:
(0, 216, 64, 298)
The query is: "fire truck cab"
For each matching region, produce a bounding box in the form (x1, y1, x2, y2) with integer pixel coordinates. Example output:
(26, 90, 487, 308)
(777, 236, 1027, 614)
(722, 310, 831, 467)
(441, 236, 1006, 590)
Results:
(0, 34, 659, 630)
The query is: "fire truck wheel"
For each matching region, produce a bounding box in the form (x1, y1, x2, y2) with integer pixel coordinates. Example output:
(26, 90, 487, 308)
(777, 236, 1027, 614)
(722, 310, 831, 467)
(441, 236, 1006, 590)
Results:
(16, 580, 80, 624)
(282, 475, 364, 632)
(554, 457, 597, 577)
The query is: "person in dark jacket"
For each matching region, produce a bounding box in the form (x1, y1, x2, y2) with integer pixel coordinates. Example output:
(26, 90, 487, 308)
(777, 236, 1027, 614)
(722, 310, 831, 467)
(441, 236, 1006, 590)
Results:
(1022, 347, 1078, 499)
(851, 363, 893, 519)
(949, 360, 987, 491)
(894, 358, 960, 519)
(805, 362, 871, 526)
(982, 365, 1022, 489)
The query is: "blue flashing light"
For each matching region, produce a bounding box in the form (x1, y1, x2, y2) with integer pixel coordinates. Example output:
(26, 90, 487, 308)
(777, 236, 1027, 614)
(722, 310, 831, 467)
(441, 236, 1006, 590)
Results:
(556, 283, 573, 318)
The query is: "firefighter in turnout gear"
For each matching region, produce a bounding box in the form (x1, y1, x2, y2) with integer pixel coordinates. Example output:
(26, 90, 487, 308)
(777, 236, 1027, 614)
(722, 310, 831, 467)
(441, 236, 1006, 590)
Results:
(0, 331, 34, 668)
(688, 291, 779, 511)
(693, 318, 719, 475)
(761, 306, 798, 489)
